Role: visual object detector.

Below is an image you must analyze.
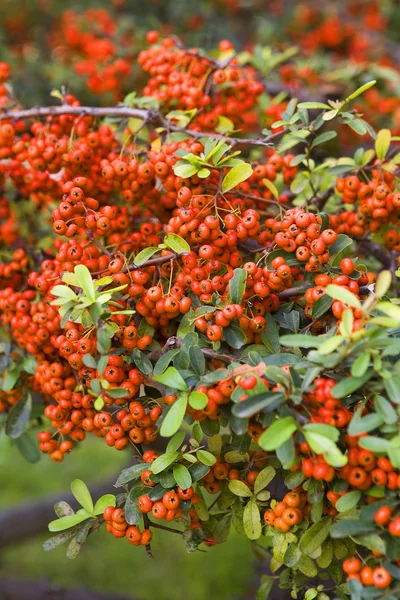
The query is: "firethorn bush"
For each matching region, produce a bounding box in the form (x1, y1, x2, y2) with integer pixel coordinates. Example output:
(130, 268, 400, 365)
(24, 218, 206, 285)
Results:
(1, 2, 400, 599)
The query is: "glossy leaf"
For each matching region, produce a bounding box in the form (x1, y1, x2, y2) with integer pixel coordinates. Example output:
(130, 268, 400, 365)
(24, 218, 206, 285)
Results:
(160, 395, 188, 437)
(222, 163, 253, 193)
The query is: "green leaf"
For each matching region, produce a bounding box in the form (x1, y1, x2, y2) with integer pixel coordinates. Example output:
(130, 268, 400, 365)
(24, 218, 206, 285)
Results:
(166, 431, 185, 453)
(151, 452, 180, 474)
(228, 480, 253, 497)
(345, 80, 376, 103)
(97, 327, 111, 354)
(297, 102, 331, 109)
(228, 268, 247, 304)
(232, 392, 284, 418)
(153, 367, 188, 391)
(14, 432, 40, 463)
(106, 388, 130, 399)
(213, 514, 232, 544)
(188, 461, 210, 482)
(351, 352, 370, 377)
(48, 510, 92, 532)
(375, 128, 391, 160)
(335, 491, 361, 513)
(262, 178, 279, 200)
(51, 285, 78, 300)
(173, 162, 198, 178)
(299, 516, 332, 555)
(221, 163, 253, 193)
(133, 247, 159, 266)
(114, 463, 148, 487)
(384, 377, 400, 404)
(303, 423, 339, 442)
(330, 234, 353, 266)
(5, 393, 31, 439)
(258, 417, 297, 451)
(124, 488, 144, 525)
(243, 498, 262, 540)
(322, 110, 338, 121)
(312, 295, 333, 321)
(331, 372, 372, 398)
(325, 284, 361, 309)
(172, 464, 192, 489)
(43, 531, 76, 552)
(358, 436, 391, 453)
(71, 480, 94, 514)
(318, 335, 344, 355)
(2, 365, 22, 391)
(154, 349, 180, 376)
(189, 346, 205, 377)
(254, 466, 276, 495)
(164, 233, 191, 254)
(375, 270, 392, 298)
(160, 395, 188, 438)
(197, 449, 217, 466)
(74, 264, 95, 302)
(280, 334, 322, 348)
(188, 391, 208, 410)
(54, 501, 74, 518)
(94, 494, 116, 515)
(224, 323, 247, 349)
(374, 396, 398, 424)
(312, 131, 337, 148)
(348, 413, 383, 436)
(352, 534, 385, 554)
(330, 519, 375, 538)
(304, 432, 347, 467)
(256, 576, 273, 600)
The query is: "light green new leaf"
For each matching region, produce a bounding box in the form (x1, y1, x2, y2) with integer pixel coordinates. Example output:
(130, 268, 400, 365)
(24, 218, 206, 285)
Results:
(94, 494, 116, 515)
(74, 265, 95, 302)
(164, 233, 191, 254)
(325, 285, 361, 309)
(71, 479, 94, 514)
(375, 128, 391, 160)
(222, 163, 253, 193)
(133, 247, 159, 266)
(48, 510, 92, 532)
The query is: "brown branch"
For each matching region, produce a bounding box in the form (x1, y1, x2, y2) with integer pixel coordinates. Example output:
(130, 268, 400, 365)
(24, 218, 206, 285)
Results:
(0, 579, 133, 600)
(0, 105, 274, 148)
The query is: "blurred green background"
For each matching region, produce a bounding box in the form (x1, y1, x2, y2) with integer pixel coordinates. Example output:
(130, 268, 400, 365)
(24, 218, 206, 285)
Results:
(0, 436, 255, 599)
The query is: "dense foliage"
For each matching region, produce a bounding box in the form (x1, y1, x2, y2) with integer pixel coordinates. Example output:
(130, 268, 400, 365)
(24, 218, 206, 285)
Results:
(1, 2, 400, 599)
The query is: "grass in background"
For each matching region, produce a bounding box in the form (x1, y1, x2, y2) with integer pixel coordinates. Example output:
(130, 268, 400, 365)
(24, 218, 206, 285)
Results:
(0, 436, 255, 600)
